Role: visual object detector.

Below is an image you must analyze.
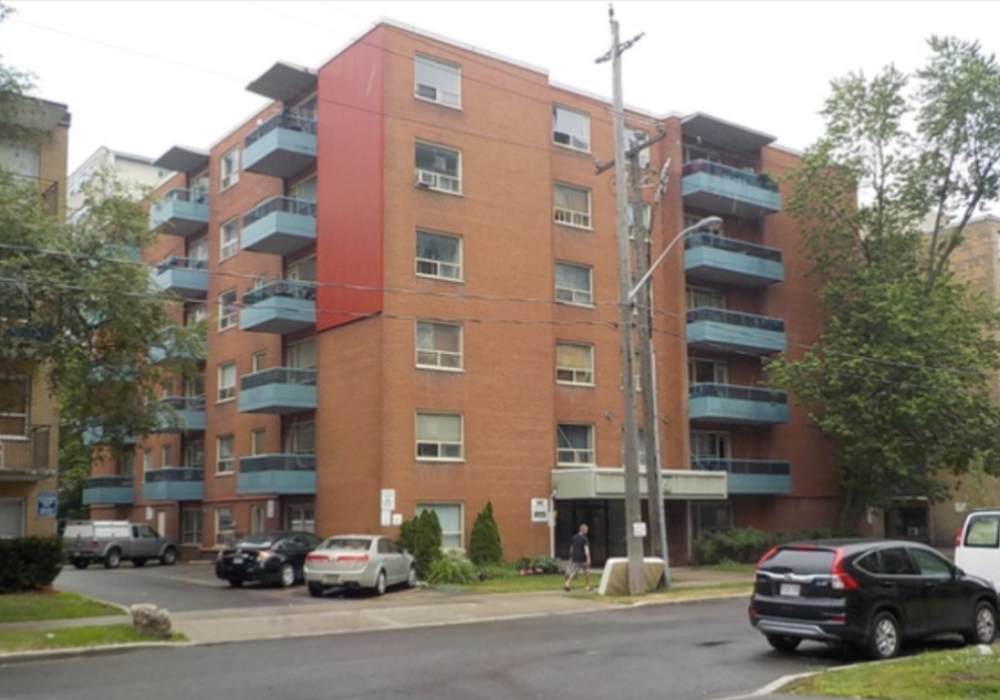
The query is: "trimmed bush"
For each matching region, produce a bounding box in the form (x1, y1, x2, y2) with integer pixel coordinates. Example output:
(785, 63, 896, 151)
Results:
(397, 517, 418, 555)
(0, 536, 63, 593)
(426, 550, 478, 586)
(413, 509, 443, 579)
(468, 501, 503, 566)
(691, 527, 774, 565)
(476, 563, 518, 581)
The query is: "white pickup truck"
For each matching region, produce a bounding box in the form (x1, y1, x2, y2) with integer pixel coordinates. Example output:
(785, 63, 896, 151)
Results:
(63, 520, 179, 569)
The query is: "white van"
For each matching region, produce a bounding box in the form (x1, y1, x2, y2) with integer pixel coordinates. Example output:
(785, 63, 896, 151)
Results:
(955, 508, 1000, 592)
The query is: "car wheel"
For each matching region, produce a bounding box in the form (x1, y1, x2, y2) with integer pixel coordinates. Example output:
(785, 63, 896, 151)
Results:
(132, 558, 147, 567)
(228, 578, 244, 588)
(865, 610, 901, 660)
(308, 582, 325, 598)
(160, 547, 178, 566)
(104, 549, 122, 570)
(963, 600, 998, 645)
(71, 560, 89, 570)
(278, 563, 296, 588)
(766, 634, 801, 653)
(406, 565, 417, 588)
(373, 570, 387, 596)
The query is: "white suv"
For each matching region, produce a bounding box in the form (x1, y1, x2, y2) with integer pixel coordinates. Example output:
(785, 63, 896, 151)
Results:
(955, 509, 1000, 593)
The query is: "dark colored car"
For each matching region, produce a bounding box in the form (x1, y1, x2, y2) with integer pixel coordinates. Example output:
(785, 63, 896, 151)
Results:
(215, 531, 323, 588)
(748, 539, 999, 659)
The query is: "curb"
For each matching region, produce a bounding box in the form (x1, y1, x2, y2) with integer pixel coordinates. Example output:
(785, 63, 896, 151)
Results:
(0, 641, 191, 666)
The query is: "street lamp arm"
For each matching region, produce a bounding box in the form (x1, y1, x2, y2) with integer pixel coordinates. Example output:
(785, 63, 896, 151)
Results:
(627, 215, 722, 301)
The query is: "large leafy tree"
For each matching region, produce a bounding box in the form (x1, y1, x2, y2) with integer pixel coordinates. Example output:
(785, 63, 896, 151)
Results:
(768, 37, 1000, 529)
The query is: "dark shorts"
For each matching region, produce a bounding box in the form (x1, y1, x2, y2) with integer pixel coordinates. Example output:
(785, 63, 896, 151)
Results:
(567, 561, 589, 576)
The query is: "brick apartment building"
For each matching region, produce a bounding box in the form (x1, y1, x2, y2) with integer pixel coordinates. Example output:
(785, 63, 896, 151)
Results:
(82, 20, 840, 563)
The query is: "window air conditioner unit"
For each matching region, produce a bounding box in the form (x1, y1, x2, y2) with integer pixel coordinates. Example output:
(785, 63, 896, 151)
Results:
(416, 171, 436, 188)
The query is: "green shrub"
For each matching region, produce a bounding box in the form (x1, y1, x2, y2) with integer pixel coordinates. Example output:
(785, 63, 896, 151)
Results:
(426, 550, 478, 585)
(468, 501, 503, 566)
(397, 517, 418, 555)
(413, 509, 443, 579)
(0, 536, 63, 593)
(476, 563, 518, 581)
(691, 527, 774, 565)
(513, 555, 560, 574)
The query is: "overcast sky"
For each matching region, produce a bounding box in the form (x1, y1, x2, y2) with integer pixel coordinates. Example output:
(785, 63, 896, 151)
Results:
(3, 1, 997, 173)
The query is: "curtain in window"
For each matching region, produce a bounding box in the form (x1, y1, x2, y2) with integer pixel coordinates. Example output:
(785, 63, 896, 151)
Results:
(555, 263, 587, 291)
(417, 413, 461, 441)
(556, 343, 590, 371)
(554, 184, 588, 213)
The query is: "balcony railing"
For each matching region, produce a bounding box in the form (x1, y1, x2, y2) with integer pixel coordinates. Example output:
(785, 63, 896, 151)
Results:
(154, 255, 208, 274)
(162, 396, 206, 411)
(142, 466, 205, 501)
(686, 307, 785, 333)
(245, 113, 317, 147)
(85, 474, 135, 488)
(690, 458, 792, 495)
(82, 474, 135, 505)
(685, 233, 781, 262)
(144, 466, 205, 483)
(159, 187, 208, 205)
(239, 453, 316, 473)
(237, 453, 316, 495)
(241, 367, 317, 391)
(689, 383, 787, 404)
(0, 425, 51, 473)
(243, 196, 316, 227)
(242, 280, 317, 307)
(681, 160, 778, 192)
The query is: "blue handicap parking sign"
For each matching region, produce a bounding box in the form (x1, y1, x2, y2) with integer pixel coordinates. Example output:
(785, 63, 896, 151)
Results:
(36, 491, 58, 517)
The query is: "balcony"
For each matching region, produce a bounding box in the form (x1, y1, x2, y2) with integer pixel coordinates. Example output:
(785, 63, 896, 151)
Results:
(148, 188, 209, 238)
(681, 160, 781, 219)
(148, 329, 207, 365)
(0, 426, 53, 482)
(152, 256, 209, 299)
(152, 396, 206, 433)
(237, 454, 316, 495)
(240, 280, 316, 335)
(684, 233, 784, 286)
(81, 426, 136, 447)
(241, 197, 317, 256)
(243, 113, 317, 179)
(689, 383, 789, 424)
(686, 308, 787, 355)
(692, 458, 792, 495)
(142, 467, 205, 501)
(82, 475, 135, 506)
(238, 367, 317, 415)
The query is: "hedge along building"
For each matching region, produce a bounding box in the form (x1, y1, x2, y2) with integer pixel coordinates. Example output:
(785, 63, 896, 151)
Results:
(82, 19, 840, 563)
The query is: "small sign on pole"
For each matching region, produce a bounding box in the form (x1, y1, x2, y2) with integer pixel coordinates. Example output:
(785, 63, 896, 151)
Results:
(36, 491, 57, 518)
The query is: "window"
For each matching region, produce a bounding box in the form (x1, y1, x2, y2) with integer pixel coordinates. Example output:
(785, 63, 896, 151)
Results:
(218, 290, 238, 330)
(185, 303, 207, 327)
(188, 236, 209, 262)
(285, 504, 315, 533)
(250, 506, 265, 535)
(0, 376, 28, 437)
(143, 449, 153, 472)
(289, 175, 317, 203)
(251, 429, 266, 456)
(161, 444, 173, 468)
(416, 230, 462, 281)
(686, 286, 726, 310)
(415, 55, 461, 108)
(286, 421, 315, 453)
(416, 412, 463, 461)
(685, 213, 725, 236)
(217, 362, 236, 402)
(417, 503, 463, 549)
(215, 507, 235, 546)
(286, 256, 316, 282)
(690, 431, 730, 459)
(683, 144, 721, 164)
(555, 262, 592, 306)
(629, 203, 652, 240)
(415, 142, 461, 194)
(553, 183, 591, 229)
(220, 149, 240, 190)
(557, 424, 594, 465)
(182, 508, 202, 546)
(185, 439, 204, 468)
(964, 515, 1000, 547)
(220, 218, 239, 260)
(629, 127, 650, 168)
(553, 107, 590, 152)
(216, 435, 234, 474)
(184, 374, 205, 398)
(416, 321, 463, 370)
(286, 338, 316, 369)
(290, 94, 317, 122)
(0, 499, 25, 538)
(556, 342, 594, 385)
(688, 359, 728, 385)
(120, 451, 135, 476)
(909, 547, 952, 579)
(252, 351, 266, 373)
(692, 502, 731, 540)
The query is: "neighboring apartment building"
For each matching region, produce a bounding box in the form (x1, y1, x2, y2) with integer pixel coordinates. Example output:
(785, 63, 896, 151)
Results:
(82, 20, 839, 563)
(67, 147, 169, 221)
(0, 97, 70, 538)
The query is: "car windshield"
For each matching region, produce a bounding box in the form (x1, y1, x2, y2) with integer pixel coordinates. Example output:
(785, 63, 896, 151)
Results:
(760, 547, 836, 575)
(319, 537, 372, 551)
(236, 534, 279, 548)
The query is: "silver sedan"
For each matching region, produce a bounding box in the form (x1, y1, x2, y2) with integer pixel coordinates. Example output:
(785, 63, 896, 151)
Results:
(304, 535, 417, 596)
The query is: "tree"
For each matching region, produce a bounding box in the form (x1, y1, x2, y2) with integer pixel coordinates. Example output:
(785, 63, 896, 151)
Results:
(468, 501, 503, 566)
(412, 510, 443, 578)
(768, 36, 1000, 530)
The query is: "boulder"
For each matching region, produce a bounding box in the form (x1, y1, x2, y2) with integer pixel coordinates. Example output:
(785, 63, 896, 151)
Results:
(129, 603, 172, 638)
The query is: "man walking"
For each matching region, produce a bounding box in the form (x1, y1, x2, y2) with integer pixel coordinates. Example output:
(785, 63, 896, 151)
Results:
(564, 524, 592, 592)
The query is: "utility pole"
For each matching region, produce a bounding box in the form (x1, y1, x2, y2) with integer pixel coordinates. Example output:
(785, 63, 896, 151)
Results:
(596, 4, 646, 596)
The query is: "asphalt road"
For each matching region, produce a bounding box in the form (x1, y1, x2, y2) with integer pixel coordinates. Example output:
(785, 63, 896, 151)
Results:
(1, 598, 858, 700)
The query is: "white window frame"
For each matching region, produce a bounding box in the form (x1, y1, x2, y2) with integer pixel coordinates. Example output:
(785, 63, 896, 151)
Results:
(416, 230, 462, 281)
(553, 183, 592, 230)
(218, 290, 238, 331)
(552, 106, 590, 152)
(161, 444, 173, 469)
(215, 507, 235, 546)
(219, 218, 239, 260)
(417, 502, 464, 549)
(285, 504, 315, 533)
(250, 429, 266, 456)
(251, 351, 266, 373)
(0, 376, 28, 438)
(557, 423, 594, 466)
(416, 320, 463, 371)
(215, 435, 235, 475)
(414, 141, 462, 195)
(286, 421, 315, 454)
(686, 286, 727, 310)
(555, 262, 593, 306)
(414, 54, 461, 109)
(688, 358, 729, 385)
(182, 508, 202, 546)
(556, 342, 594, 386)
(142, 449, 152, 472)
(220, 148, 240, 191)
(217, 362, 236, 402)
(416, 412, 464, 462)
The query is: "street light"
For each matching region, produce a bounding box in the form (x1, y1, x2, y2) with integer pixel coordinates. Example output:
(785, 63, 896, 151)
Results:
(629, 216, 722, 302)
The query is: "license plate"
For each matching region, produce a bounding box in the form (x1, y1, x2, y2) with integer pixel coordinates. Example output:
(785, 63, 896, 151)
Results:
(232, 557, 244, 565)
(324, 574, 341, 584)
(779, 583, 801, 597)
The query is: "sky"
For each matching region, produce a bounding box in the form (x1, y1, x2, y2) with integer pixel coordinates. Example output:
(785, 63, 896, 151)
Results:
(2, 1, 998, 173)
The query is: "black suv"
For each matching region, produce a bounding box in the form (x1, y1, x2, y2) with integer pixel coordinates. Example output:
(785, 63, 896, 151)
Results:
(748, 539, 998, 659)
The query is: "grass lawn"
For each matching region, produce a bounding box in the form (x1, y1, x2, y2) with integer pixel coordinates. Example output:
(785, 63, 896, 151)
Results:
(785, 645, 1000, 699)
(450, 573, 751, 601)
(0, 591, 122, 623)
(701, 562, 756, 574)
(0, 625, 186, 653)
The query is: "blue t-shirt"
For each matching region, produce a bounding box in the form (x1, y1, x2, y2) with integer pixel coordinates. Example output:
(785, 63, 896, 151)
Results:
(570, 533, 590, 563)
